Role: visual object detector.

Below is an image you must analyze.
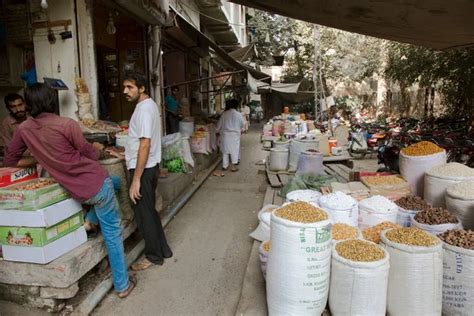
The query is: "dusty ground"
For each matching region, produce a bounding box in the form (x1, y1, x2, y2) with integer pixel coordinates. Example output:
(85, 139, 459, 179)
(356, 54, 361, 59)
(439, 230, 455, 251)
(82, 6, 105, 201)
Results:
(93, 125, 267, 315)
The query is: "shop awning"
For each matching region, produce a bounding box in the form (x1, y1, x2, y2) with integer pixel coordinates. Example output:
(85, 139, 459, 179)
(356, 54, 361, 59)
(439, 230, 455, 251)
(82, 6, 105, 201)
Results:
(230, 0, 474, 50)
(171, 8, 270, 82)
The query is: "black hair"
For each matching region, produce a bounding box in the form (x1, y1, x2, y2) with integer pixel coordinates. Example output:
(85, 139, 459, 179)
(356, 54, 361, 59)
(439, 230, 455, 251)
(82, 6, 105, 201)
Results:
(124, 72, 147, 91)
(225, 99, 239, 110)
(171, 86, 179, 92)
(24, 83, 57, 118)
(4, 93, 24, 107)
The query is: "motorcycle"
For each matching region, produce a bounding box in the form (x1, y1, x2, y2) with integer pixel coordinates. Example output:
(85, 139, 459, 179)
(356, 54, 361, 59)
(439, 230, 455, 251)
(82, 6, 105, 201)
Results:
(348, 130, 387, 159)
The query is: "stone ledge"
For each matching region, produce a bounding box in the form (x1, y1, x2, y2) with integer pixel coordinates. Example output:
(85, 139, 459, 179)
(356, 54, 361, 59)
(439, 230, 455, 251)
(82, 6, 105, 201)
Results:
(0, 221, 137, 288)
(40, 282, 79, 299)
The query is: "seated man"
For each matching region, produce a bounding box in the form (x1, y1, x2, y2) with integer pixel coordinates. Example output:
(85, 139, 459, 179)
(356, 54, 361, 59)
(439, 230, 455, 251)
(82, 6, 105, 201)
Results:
(0, 93, 29, 155)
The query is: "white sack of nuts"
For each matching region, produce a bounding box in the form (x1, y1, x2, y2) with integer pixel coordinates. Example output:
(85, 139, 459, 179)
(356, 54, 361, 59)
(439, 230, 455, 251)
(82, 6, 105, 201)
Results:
(267, 201, 331, 315)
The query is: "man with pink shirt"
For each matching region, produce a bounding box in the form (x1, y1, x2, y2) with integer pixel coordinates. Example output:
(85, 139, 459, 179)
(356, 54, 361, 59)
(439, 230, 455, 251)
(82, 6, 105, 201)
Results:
(4, 83, 136, 298)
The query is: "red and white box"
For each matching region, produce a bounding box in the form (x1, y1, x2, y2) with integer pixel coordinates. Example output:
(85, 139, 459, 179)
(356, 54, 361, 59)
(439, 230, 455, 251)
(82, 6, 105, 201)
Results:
(0, 167, 39, 188)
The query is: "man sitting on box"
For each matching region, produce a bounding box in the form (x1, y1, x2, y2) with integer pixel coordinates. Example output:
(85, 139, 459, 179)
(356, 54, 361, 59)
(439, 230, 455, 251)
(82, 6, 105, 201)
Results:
(0, 93, 29, 156)
(4, 83, 136, 299)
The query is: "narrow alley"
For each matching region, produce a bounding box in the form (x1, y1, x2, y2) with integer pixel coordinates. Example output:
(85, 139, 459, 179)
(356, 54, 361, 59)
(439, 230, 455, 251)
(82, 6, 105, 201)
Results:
(94, 126, 267, 315)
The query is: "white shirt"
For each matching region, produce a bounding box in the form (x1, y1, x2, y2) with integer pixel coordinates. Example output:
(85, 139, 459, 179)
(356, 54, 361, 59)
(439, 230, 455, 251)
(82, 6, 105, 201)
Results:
(216, 109, 244, 134)
(241, 105, 250, 115)
(125, 98, 161, 170)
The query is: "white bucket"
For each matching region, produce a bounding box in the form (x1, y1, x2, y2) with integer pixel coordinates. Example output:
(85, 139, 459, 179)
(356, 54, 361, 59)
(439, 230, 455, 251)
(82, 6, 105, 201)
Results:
(269, 148, 288, 171)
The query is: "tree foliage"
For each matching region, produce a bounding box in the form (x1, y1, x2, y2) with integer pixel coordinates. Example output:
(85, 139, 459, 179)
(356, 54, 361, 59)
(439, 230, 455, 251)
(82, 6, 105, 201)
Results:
(385, 43, 474, 116)
(249, 10, 383, 93)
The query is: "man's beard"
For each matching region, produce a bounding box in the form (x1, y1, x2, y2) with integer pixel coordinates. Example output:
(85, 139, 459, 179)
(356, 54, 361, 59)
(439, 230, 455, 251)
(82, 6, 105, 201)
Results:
(11, 111, 26, 120)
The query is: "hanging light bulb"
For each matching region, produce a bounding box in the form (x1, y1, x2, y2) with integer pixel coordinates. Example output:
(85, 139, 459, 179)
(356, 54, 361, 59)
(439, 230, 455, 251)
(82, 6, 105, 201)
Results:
(40, 0, 48, 9)
(106, 12, 116, 35)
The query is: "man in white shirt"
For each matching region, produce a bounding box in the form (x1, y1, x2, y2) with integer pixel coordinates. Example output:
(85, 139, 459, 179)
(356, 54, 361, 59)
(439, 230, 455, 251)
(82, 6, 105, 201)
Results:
(217, 99, 244, 172)
(122, 72, 172, 270)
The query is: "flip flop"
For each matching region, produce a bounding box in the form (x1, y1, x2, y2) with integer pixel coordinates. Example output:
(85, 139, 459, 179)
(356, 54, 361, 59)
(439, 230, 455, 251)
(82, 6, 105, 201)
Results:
(130, 258, 154, 271)
(117, 275, 137, 299)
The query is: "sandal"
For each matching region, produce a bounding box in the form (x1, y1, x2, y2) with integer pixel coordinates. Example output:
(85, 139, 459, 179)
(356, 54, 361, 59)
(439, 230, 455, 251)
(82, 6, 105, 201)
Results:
(117, 275, 137, 299)
(130, 258, 155, 271)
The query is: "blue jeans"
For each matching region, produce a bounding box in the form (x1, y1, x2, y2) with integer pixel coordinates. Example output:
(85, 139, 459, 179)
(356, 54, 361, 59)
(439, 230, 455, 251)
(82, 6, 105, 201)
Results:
(83, 177, 129, 292)
(85, 175, 121, 225)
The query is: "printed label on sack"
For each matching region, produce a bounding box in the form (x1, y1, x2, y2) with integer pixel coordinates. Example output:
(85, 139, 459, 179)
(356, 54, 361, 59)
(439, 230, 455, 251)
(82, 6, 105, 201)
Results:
(298, 227, 331, 308)
(442, 250, 473, 314)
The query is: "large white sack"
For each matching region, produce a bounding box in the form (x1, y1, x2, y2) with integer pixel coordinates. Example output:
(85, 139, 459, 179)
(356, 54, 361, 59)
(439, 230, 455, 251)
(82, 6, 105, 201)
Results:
(267, 209, 332, 315)
(442, 242, 474, 316)
(381, 230, 443, 316)
(258, 240, 270, 280)
(179, 121, 194, 137)
(358, 202, 398, 230)
(286, 189, 322, 204)
(319, 194, 359, 227)
(249, 205, 279, 242)
(446, 184, 474, 230)
(396, 207, 419, 227)
(269, 149, 289, 171)
(424, 171, 473, 208)
(399, 150, 446, 197)
(288, 139, 319, 172)
(411, 216, 463, 236)
(329, 241, 390, 316)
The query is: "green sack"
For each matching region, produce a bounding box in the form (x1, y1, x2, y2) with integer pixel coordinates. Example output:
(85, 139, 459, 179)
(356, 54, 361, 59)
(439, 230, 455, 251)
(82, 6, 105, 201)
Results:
(279, 174, 337, 198)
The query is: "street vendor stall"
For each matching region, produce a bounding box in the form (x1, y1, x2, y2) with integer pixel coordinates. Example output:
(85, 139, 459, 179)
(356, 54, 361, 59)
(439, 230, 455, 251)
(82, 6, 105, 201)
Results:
(242, 139, 474, 316)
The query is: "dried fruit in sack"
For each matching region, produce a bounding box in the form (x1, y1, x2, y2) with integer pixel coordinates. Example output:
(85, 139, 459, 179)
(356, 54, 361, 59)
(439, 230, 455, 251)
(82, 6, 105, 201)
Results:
(414, 207, 459, 225)
(395, 196, 430, 211)
(401, 141, 443, 156)
(13, 179, 55, 191)
(335, 239, 385, 262)
(332, 223, 359, 241)
(363, 221, 401, 244)
(274, 201, 328, 223)
(438, 229, 474, 250)
(385, 227, 438, 246)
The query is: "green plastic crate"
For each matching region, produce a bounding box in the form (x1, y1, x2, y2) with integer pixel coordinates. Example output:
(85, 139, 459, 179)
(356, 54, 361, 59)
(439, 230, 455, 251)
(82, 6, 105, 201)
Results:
(0, 178, 69, 211)
(0, 212, 83, 247)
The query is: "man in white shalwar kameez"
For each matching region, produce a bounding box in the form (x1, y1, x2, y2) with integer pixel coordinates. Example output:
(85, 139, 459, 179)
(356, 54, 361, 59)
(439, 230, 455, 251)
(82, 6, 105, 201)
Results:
(217, 99, 244, 172)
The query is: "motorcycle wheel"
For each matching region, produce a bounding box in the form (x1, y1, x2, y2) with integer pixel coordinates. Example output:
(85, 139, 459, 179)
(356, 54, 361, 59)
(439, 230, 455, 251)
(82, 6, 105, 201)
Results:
(348, 148, 367, 159)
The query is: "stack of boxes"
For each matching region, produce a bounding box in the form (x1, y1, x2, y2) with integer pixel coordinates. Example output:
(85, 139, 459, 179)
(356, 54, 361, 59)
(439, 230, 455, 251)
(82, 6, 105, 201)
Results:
(0, 167, 87, 264)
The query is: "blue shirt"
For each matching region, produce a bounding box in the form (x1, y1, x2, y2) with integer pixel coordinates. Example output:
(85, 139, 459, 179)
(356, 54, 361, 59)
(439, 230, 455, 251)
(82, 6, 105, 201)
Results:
(165, 95, 178, 112)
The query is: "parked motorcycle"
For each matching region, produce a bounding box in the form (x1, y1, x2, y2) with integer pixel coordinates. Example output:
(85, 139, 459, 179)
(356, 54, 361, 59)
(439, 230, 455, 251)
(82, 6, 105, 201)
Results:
(348, 130, 387, 159)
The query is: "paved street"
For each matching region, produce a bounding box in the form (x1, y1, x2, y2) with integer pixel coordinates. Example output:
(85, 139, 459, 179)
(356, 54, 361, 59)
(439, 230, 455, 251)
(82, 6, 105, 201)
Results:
(94, 125, 267, 315)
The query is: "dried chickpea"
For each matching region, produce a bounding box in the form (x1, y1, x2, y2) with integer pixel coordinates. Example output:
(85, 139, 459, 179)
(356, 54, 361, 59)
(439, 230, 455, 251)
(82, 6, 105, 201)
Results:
(274, 201, 328, 223)
(363, 221, 401, 244)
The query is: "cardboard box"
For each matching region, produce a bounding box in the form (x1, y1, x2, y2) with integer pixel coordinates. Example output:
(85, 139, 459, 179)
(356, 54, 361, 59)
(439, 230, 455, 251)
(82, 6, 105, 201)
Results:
(0, 212, 83, 247)
(0, 198, 82, 227)
(0, 178, 69, 211)
(0, 167, 38, 188)
(2, 226, 87, 264)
